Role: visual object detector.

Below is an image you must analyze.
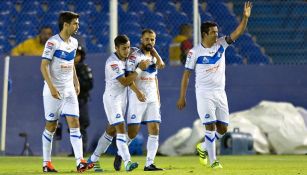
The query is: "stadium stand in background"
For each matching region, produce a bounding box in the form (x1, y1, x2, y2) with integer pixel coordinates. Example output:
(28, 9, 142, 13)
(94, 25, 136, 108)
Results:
(0, 0, 305, 64)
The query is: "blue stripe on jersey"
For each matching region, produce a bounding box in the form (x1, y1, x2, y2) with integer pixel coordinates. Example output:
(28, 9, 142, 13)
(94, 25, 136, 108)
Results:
(115, 73, 124, 79)
(143, 64, 157, 73)
(196, 46, 224, 64)
(54, 49, 76, 61)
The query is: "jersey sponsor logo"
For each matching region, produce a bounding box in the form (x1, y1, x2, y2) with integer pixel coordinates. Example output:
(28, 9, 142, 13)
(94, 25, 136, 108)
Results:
(111, 64, 120, 73)
(206, 64, 220, 73)
(128, 55, 136, 63)
(185, 51, 193, 66)
(140, 77, 155, 81)
(116, 114, 121, 118)
(46, 42, 54, 49)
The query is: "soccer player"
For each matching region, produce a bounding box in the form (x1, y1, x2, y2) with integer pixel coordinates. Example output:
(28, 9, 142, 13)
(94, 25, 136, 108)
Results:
(87, 35, 150, 172)
(124, 29, 164, 171)
(40, 11, 90, 172)
(177, 1, 252, 169)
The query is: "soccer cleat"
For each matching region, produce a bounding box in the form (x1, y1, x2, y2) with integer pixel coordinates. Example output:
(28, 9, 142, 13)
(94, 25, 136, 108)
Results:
(113, 154, 122, 171)
(77, 159, 88, 173)
(196, 143, 208, 166)
(144, 164, 164, 171)
(125, 161, 138, 171)
(211, 160, 223, 169)
(93, 161, 103, 172)
(43, 161, 58, 172)
(86, 158, 95, 170)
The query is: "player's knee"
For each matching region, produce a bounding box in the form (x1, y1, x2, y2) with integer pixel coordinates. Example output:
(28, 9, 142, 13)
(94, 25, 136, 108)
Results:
(66, 117, 80, 128)
(128, 130, 138, 139)
(216, 125, 227, 135)
(205, 123, 216, 131)
(106, 126, 116, 137)
(45, 122, 58, 132)
(148, 123, 160, 135)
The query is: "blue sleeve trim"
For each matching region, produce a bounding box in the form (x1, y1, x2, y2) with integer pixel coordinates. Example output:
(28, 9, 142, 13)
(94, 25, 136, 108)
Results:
(111, 121, 125, 126)
(185, 68, 194, 71)
(115, 73, 125, 79)
(42, 57, 52, 61)
(202, 120, 217, 125)
(61, 114, 79, 118)
(216, 120, 229, 126)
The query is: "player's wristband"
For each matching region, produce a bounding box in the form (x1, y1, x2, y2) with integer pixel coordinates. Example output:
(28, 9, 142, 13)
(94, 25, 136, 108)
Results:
(135, 67, 142, 74)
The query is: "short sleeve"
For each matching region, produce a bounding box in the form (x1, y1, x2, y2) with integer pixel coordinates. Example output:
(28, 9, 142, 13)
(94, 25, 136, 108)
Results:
(126, 53, 138, 72)
(42, 39, 57, 60)
(184, 49, 197, 70)
(108, 61, 125, 80)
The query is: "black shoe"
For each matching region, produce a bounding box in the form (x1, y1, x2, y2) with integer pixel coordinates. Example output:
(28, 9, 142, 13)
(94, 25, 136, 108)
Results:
(113, 154, 122, 171)
(144, 164, 164, 171)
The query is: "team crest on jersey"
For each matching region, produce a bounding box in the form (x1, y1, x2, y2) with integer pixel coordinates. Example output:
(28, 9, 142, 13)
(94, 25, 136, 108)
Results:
(202, 56, 209, 64)
(111, 64, 120, 73)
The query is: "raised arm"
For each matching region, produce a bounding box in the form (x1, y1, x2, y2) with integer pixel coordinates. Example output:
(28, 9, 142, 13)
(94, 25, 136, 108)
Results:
(230, 1, 252, 41)
(151, 47, 165, 69)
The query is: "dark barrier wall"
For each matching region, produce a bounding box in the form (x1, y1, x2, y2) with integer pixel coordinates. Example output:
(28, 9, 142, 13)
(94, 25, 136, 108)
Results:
(1, 55, 307, 155)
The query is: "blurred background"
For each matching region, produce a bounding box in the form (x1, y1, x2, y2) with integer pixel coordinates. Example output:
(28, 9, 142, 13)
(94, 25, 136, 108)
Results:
(0, 0, 306, 156)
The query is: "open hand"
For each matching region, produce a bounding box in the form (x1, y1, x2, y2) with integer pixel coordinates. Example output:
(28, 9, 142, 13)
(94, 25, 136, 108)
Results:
(243, 1, 252, 18)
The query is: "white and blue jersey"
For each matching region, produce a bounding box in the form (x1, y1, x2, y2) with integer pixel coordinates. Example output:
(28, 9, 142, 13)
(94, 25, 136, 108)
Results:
(185, 36, 229, 90)
(104, 53, 127, 96)
(103, 53, 127, 126)
(126, 49, 158, 103)
(42, 34, 78, 91)
(185, 36, 230, 125)
(126, 49, 161, 125)
(41, 34, 79, 121)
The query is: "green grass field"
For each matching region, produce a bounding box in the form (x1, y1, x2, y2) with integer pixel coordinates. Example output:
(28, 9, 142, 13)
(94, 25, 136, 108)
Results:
(0, 155, 306, 175)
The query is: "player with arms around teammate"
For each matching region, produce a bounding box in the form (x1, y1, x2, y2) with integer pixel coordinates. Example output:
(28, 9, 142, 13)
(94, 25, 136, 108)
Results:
(125, 29, 165, 171)
(87, 35, 150, 172)
(177, 2, 252, 169)
(40, 11, 89, 173)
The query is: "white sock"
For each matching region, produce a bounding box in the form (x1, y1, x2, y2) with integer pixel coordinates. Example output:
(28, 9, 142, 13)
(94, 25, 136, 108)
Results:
(205, 130, 216, 165)
(127, 135, 133, 146)
(90, 132, 113, 162)
(146, 135, 159, 167)
(42, 129, 54, 166)
(117, 135, 133, 156)
(70, 128, 83, 165)
(215, 132, 225, 140)
(116, 133, 131, 166)
(201, 139, 206, 151)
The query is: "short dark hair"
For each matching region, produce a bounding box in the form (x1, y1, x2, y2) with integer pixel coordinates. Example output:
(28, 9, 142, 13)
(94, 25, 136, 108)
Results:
(142, 29, 155, 36)
(114, 35, 130, 47)
(39, 26, 53, 33)
(201, 21, 218, 38)
(58, 11, 79, 31)
(179, 23, 192, 34)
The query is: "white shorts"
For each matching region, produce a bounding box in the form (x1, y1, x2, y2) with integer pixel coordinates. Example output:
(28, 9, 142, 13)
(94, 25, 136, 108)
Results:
(103, 92, 126, 126)
(127, 94, 161, 125)
(43, 86, 79, 121)
(196, 89, 229, 126)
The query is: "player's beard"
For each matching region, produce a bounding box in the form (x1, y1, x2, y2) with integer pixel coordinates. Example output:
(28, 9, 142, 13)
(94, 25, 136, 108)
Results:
(142, 44, 152, 52)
